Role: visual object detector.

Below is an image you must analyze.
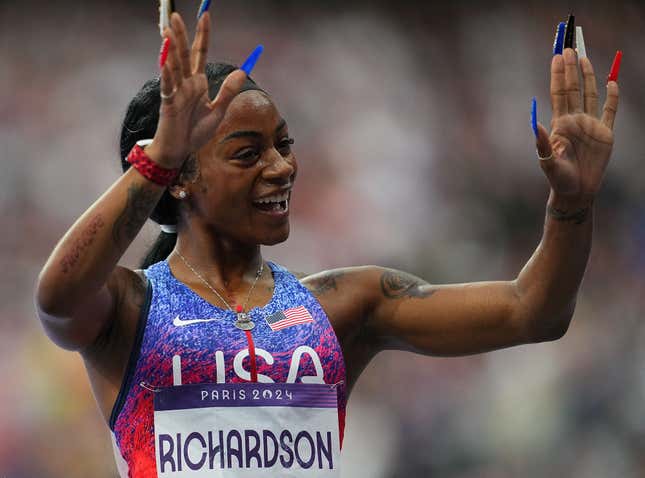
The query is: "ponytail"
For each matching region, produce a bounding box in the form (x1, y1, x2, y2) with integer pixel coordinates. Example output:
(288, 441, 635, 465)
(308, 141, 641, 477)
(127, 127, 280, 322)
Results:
(140, 231, 178, 269)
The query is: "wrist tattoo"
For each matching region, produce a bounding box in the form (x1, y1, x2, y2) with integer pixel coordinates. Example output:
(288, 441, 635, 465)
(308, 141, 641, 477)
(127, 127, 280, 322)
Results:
(112, 185, 159, 249)
(60, 215, 105, 274)
(547, 205, 591, 225)
(380, 270, 435, 299)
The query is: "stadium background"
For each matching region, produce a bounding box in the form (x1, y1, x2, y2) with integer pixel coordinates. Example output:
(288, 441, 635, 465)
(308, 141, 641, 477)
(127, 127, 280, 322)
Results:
(2, 0, 645, 476)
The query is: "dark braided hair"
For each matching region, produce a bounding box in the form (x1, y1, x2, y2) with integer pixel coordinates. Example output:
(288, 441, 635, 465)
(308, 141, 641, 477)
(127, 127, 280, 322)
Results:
(119, 62, 262, 268)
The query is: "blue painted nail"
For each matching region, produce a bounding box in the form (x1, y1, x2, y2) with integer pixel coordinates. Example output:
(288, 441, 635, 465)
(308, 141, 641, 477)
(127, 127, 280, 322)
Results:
(241, 45, 264, 75)
(553, 22, 565, 55)
(530, 97, 538, 139)
(197, 0, 211, 19)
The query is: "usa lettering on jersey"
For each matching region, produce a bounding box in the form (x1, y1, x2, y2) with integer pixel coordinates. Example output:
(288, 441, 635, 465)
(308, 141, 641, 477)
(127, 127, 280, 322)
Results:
(171, 346, 326, 386)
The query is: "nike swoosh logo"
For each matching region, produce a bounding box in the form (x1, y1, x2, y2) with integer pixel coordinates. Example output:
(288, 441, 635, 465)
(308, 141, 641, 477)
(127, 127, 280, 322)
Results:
(172, 315, 219, 327)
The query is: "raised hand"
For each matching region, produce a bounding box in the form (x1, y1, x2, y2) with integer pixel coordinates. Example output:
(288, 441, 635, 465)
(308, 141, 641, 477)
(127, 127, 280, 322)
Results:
(147, 12, 248, 169)
(534, 48, 620, 205)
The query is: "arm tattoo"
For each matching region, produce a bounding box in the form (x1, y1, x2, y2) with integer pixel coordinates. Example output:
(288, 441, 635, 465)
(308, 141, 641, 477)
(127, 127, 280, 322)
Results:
(380, 270, 435, 299)
(60, 215, 105, 274)
(547, 205, 590, 225)
(112, 185, 159, 250)
(308, 271, 345, 297)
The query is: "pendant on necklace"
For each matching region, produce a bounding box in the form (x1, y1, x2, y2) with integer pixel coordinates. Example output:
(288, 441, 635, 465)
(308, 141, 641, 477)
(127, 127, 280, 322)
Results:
(234, 306, 255, 331)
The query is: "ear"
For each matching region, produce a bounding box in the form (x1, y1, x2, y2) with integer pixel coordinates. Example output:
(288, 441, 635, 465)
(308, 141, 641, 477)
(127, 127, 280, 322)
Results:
(168, 153, 201, 199)
(167, 184, 188, 200)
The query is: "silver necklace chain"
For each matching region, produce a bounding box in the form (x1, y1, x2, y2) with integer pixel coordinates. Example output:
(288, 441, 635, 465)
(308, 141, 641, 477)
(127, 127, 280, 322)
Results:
(175, 250, 264, 316)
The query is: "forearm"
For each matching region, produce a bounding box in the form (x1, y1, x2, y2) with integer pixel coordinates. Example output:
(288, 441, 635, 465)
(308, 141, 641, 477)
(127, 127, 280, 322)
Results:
(36, 167, 164, 316)
(515, 190, 594, 340)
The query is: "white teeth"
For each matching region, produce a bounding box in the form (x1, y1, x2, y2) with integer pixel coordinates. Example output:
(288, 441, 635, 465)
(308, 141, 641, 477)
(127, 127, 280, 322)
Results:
(269, 199, 288, 211)
(253, 192, 289, 204)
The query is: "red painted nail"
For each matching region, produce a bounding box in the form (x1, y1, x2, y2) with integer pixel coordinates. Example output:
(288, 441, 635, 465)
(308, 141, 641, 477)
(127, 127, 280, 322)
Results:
(607, 50, 622, 83)
(159, 37, 170, 69)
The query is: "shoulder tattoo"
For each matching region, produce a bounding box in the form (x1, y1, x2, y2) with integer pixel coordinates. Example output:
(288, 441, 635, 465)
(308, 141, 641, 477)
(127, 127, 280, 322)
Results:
(307, 271, 345, 297)
(380, 269, 435, 299)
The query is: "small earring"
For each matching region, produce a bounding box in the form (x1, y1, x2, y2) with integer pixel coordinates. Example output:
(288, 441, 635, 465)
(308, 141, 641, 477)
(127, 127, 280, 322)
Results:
(178, 190, 187, 199)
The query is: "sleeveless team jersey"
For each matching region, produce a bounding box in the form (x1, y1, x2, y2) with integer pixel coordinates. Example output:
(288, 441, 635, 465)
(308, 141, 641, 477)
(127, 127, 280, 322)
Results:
(109, 261, 347, 477)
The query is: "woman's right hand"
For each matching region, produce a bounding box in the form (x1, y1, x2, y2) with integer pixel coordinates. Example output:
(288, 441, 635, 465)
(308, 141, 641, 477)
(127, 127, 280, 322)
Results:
(146, 12, 248, 169)
(36, 10, 253, 352)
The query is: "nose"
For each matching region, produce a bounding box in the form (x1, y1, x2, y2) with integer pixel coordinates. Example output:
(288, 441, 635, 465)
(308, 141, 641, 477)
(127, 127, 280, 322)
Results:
(262, 148, 296, 184)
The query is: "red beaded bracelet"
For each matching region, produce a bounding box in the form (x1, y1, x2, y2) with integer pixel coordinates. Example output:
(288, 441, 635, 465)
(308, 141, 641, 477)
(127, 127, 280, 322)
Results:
(125, 144, 179, 187)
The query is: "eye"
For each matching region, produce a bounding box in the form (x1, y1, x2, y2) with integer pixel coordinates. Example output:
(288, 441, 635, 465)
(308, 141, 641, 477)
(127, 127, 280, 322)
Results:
(277, 137, 295, 155)
(232, 147, 260, 163)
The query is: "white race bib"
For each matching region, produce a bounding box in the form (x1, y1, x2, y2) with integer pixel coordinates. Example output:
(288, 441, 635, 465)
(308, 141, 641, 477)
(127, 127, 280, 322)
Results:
(153, 382, 341, 477)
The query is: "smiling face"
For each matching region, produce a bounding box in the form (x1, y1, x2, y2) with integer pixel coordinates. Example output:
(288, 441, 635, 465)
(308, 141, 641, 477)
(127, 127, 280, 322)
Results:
(179, 90, 297, 246)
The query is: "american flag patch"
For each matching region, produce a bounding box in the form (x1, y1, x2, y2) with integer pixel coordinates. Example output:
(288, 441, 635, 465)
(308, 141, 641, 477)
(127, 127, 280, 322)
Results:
(265, 306, 314, 331)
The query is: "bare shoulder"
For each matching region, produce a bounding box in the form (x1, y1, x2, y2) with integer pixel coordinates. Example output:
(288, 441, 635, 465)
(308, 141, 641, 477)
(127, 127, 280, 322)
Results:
(297, 265, 436, 338)
(300, 266, 433, 300)
(299, 266, 436, 382)
(300, 266, 376, 300)
(297, 267, 376, 346)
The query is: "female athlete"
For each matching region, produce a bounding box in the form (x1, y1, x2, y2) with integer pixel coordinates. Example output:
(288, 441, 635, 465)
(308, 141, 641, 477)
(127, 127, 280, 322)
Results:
(35, 10, 619, 477)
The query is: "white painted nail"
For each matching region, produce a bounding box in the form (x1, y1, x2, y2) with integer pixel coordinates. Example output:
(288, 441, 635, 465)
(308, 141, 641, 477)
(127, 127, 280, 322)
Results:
(576, 26, 587, 59)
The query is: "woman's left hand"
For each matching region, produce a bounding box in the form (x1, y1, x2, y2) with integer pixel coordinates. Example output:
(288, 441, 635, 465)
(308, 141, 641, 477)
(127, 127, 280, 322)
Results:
(535, 48, 620, 204)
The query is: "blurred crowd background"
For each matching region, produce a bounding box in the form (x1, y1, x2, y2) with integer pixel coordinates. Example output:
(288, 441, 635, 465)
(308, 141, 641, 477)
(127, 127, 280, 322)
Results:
(2, 0, 645, 476)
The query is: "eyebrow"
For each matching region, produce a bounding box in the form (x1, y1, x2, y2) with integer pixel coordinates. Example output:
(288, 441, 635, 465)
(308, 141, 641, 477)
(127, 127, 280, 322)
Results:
(219, 118, 287, 144)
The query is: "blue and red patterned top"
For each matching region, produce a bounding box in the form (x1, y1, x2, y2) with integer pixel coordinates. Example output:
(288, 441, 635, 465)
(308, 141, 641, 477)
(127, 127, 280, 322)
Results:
(109, 261, 347, 477)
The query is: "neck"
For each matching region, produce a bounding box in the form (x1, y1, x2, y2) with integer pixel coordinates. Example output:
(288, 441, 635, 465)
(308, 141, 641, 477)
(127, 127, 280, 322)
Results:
(170, 228, 263, 292)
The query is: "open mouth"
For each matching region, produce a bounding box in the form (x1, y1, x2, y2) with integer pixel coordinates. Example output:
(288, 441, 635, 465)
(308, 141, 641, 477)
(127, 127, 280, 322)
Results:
(252, 191, 290, 214)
